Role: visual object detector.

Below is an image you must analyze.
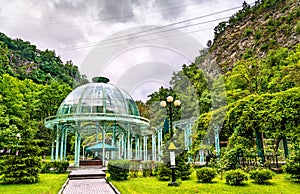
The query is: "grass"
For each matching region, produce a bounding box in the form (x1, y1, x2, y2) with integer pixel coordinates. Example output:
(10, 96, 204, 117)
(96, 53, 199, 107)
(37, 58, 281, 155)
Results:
(111, 171, 300, 194)
(0, 173, 68, 194)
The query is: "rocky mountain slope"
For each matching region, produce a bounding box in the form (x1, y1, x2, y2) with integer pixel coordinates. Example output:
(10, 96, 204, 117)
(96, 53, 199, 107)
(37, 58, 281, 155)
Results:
(209, 0, 300, 72)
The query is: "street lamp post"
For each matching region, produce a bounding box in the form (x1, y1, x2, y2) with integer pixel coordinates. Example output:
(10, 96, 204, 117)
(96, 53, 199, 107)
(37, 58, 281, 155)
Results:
(160, 96, 180, 186)
(160, 96, 181, 139)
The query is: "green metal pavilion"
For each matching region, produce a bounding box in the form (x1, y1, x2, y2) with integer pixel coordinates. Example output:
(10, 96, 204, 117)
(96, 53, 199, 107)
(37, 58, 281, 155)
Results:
(44, 77, 151, 167)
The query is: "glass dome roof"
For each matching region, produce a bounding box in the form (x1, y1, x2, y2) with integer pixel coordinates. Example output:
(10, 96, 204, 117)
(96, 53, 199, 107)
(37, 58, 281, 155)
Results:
(57, 77, 140, 117)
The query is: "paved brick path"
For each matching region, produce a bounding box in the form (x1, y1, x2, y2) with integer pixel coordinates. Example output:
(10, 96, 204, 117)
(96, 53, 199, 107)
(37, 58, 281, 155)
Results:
(62, 179, 116, 194)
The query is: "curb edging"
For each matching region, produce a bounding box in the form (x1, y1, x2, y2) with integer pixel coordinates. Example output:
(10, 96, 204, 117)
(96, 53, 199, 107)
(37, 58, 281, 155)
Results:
(58, 178, 69, 194)
(105, 177, 121, 194)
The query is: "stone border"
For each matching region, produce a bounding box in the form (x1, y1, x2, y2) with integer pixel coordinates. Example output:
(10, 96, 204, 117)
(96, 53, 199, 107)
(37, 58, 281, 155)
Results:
(58, 178, 69, 194)
(105, 177, 121, 194)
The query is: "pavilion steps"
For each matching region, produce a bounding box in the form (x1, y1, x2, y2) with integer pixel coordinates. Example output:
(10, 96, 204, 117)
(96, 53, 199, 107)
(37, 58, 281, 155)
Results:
(68, 168, 106, 180)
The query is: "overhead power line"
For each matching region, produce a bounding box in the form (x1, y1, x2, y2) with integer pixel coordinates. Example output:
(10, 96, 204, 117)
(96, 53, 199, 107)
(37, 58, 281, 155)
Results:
(57, 2, 256, 52)
(60, 27, 213, 54)
(58, 16, 230, 52)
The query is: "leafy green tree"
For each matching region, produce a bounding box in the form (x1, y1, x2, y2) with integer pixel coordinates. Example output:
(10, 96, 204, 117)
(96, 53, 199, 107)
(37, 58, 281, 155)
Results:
(0, 74, 42, 184)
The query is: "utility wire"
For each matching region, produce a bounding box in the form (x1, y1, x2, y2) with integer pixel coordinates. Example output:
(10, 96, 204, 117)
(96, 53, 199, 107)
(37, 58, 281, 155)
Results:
(57, 3, 251, 51)
(57, 2, 254, 51)
(60, 27, 213, 53)
(58, 16, 229, 52)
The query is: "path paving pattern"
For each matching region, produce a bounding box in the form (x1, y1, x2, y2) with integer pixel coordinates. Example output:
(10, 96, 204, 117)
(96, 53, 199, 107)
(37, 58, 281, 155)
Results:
(62, 179, 116, 194)
(61, 167, 118, 194)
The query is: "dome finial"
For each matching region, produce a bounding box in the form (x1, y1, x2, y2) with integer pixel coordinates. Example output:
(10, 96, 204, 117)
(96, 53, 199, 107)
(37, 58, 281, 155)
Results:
(92, 77, 109, 83)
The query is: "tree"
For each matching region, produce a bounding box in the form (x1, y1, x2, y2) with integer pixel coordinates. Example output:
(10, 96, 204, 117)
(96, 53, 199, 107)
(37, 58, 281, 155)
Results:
(0, 74, 42, 184)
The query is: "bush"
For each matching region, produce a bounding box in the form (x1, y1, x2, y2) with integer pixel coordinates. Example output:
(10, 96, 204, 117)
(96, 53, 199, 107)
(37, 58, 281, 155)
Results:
(129, 161, 139, 178)
(249, 169, 274, 184)
(156, 165, 171, 181)
(107, 160, 130, 181)
(283, 151, 300, 180)
(142, 161, 153, 177)
(0, 155, 41, 184)
(40, 161, 69, 174)
(175, 151, 193, 180)
(225, 169, 248, 185)
(66, 155, 74, 161)
(196, 167, 217, 183)
(295, 21, 300, 34)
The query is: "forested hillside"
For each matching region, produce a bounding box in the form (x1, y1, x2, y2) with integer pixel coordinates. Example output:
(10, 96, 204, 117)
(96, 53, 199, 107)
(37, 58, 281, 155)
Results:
(0, 32, 87, 183)
(0, 32, 88, 87)
(143, 0, 300, 169)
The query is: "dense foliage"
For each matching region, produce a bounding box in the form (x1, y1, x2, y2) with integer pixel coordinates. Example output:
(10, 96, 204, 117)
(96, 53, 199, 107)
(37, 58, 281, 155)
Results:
(249, 169, 274, 184)
(0, 32, 88, 87)
(283, 150, 300, 181)
(225, 169, 248, 185)
(40, 161, 69, 174)
(107, 160, 130, 181)
(196, 167, 217, 183)
(0, 74, 72, 184)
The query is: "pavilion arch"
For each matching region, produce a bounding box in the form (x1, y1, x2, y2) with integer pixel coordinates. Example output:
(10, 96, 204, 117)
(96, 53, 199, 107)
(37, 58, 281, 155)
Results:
(44, 77, 151, 167)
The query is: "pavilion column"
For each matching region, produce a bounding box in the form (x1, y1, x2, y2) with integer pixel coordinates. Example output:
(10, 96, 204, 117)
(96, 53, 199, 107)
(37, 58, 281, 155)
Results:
(135, 136, 139, 160)
(55, 127, 60, 160)
(158, 128, 162, 161)
(60, 126, 64, 161)
(51, 137, 55, 161)
(117, 138, 121, 159)
(63, 128, 68, 161)
(283, 135, 289, 158)
(214, 125, 220, 159)
(111, 123, 116, 159)
(200, 149, 204, 162)
(143, 136, 148, 161)
(255, 128, 265, 164)
(95, 125, 99, 157)
(102, 122, 106, 166)
(131, 138, 134, 159)
(123, 133, 127, 159)
(152, 134, 156, 161)
(127, 129, 131, 160)
(139, 136, 143, 160)
(77, 135, 81, 163)
(74, 127, 79, 167)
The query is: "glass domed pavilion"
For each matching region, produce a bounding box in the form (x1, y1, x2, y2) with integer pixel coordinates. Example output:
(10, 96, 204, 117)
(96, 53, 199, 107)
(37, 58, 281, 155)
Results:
(44, 77, 152, 167)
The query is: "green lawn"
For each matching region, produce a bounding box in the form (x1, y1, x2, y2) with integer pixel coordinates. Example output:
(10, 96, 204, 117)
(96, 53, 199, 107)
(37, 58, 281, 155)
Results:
(0, 173, 68, 194)
(111, 172, 300, 194)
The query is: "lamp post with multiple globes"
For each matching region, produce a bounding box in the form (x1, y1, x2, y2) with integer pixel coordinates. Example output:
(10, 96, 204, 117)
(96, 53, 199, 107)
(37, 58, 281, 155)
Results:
(160, 96, 181, 186)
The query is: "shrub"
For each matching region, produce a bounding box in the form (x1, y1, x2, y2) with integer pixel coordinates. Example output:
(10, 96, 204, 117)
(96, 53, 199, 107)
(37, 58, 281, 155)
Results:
(107, 160, 130, 181)
(142, 161, 153, 177)
(295, 21, 300, 34)
(129, 161, 139, 178)
(157, 165, 171, 181)
(175, 151, 193, 180)
(283, 151, 300, 180)
(196, 167, 217, 183)
(40, 161, 69, 174)
(249, 169, 274, 184)
(66, 155, 74, 161)
(225, 169, 248, 185)
(0, 155, 41, 184)
(244, 28, 252, 37)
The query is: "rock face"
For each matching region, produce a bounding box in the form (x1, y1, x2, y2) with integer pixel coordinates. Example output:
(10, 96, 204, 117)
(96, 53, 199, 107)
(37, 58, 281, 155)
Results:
(209, 0, 300, 73)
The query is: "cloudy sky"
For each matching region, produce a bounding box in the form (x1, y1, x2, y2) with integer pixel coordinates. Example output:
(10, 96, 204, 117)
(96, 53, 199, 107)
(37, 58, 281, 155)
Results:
(0, 0, 254, 101)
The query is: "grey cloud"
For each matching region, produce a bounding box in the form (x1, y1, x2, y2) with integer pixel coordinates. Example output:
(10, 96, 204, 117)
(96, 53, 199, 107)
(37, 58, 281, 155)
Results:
(96, 0, 143, 23)
(153, 0, 188, 20)
(51, 0, 90, 16)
